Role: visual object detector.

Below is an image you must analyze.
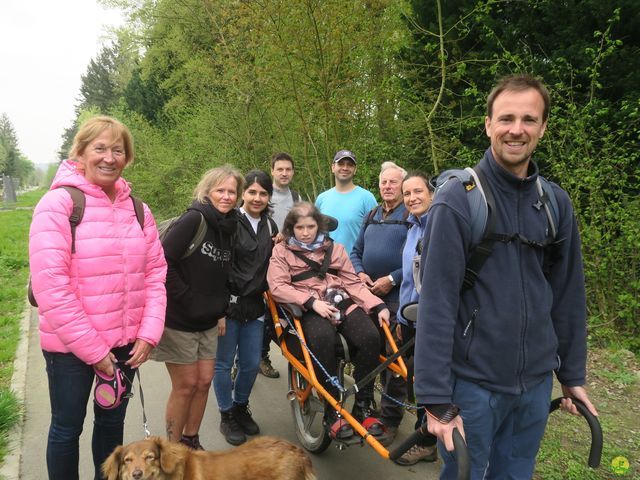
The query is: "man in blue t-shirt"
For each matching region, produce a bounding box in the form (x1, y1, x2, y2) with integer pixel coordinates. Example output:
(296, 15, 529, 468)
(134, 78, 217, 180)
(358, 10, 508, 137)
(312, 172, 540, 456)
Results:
(315, 149, 377, 254)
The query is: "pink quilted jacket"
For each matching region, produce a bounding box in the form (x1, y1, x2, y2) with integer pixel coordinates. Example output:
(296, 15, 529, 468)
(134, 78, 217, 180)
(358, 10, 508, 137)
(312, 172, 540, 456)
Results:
(29, 161, 167, 365)
(267, 238, 384, 314)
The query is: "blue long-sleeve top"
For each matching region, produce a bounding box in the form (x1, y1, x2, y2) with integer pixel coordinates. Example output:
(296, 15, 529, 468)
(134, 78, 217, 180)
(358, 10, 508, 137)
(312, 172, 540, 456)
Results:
(414, 149, 588, 405)
(349, 203, 408, 303)
(397, 211, 428, 325)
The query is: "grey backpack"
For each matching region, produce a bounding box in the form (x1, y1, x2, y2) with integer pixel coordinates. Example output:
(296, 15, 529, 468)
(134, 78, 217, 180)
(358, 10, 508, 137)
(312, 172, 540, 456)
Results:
(413, 165, 559, 293)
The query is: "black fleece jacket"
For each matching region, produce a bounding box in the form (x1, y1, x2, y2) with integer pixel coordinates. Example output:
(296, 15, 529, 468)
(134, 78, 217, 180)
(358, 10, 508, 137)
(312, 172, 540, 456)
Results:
(163, 199, 237, 331)
(228, 210, 276, 297)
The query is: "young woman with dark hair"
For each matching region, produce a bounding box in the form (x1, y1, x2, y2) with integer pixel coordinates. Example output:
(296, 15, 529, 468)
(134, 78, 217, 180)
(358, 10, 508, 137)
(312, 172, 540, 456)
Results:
(213, 170, 278, 446)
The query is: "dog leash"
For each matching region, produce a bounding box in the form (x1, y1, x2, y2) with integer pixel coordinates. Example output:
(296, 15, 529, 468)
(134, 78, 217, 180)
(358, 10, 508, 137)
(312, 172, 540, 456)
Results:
(123, 369, 150, 438)
(135, 369, 150, 438)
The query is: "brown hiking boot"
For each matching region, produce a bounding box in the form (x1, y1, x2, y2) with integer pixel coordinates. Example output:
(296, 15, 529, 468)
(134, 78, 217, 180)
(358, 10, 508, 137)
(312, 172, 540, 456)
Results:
(259, 357, 280, 378)
(395, 444, 438, 466)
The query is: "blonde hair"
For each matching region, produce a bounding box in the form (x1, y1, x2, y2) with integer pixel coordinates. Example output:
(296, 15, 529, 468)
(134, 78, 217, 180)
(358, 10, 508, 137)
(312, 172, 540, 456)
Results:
(69, 116, 134, 165)
(193, 164, 244, 204)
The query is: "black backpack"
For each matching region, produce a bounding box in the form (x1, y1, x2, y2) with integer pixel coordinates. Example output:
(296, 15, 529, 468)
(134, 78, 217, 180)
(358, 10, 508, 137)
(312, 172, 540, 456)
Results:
(28, 186, 145, 307)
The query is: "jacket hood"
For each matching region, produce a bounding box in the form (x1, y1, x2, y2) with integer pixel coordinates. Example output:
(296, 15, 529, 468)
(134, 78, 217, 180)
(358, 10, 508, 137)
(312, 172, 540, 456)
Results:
(50, 160, 132, 200)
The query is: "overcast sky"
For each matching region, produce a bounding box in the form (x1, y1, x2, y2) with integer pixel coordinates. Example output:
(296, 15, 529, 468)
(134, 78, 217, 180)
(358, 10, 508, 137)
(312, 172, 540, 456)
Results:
(0, 1, 124, 166)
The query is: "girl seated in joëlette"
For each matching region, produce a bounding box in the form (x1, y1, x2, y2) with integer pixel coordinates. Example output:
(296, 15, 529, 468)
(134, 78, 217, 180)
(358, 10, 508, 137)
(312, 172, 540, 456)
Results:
(267, 201, 390, 440)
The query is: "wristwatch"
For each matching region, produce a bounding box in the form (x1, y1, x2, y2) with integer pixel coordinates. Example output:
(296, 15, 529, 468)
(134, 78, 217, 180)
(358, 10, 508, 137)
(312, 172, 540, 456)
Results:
(387, 275, 396, 286)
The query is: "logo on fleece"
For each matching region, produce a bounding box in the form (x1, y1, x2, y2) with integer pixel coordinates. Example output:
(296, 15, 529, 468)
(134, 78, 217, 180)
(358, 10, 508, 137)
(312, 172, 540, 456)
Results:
(200, 242, 231, 262)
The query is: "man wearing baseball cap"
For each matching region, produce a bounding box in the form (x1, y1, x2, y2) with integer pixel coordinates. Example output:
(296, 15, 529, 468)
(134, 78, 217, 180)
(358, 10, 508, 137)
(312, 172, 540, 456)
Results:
(315, 149, 377, 254)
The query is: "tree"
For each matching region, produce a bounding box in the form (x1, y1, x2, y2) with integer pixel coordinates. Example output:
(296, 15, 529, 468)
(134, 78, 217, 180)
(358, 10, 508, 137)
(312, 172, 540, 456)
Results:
(74, 0, 639, 348)
(0, 114, 20, 177)
(0, 113, 36, 187)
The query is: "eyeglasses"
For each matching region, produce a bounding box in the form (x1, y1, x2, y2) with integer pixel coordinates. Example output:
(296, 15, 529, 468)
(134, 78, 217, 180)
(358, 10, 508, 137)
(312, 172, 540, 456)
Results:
(93, 146, 126, 158)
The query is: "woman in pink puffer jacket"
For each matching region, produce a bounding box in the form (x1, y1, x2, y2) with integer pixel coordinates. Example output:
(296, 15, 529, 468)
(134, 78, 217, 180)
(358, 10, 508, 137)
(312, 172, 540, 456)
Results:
(28, 116, 167, 480)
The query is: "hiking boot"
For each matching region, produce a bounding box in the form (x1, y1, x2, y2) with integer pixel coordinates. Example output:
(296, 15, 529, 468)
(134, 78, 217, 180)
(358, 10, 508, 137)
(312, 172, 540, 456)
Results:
(377, 425, 399, 447)
(220, 409, 246, 445)
(352, 400, 384, 436)
(179, 434, 204, 450)
(395, 444, 438, 466)
(232, 403, 260, 435)
(259, 357, 280, 378)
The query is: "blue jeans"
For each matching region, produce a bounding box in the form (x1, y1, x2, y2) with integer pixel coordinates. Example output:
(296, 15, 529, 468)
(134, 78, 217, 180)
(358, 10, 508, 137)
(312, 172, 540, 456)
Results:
(439, 374, 552, 480)
(213, 316, 264, 411)
(43, 345, 134, 480)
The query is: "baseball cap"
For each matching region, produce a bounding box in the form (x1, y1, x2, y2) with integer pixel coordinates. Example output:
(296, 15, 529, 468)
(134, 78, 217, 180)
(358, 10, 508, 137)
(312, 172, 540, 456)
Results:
(333, 149, 357, 164)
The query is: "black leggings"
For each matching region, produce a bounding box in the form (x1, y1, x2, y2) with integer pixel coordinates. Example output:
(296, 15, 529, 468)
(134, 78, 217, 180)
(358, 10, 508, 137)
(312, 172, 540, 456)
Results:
(285, 307, 381, 402)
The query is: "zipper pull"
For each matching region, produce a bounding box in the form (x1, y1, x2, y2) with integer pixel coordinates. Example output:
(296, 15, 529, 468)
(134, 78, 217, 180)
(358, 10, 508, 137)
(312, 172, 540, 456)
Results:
(463, 308, 479, 337)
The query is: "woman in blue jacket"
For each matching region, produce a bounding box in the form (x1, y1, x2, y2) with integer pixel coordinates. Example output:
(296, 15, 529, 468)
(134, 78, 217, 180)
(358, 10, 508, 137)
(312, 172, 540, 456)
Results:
(394, 172, 438, 465)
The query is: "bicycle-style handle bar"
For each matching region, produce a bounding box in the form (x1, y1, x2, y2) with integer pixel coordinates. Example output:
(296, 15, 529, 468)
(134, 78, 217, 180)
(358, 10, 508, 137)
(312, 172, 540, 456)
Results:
(390, 425, 469, 480)
(549, 397, 602, 468)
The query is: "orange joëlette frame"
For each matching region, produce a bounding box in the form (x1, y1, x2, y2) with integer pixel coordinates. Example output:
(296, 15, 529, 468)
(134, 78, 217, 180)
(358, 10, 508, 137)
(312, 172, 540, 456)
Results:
(265, 291, 409, 459)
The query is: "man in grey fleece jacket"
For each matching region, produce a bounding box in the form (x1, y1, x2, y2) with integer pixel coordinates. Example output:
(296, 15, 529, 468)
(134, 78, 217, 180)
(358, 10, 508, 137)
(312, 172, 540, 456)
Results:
(414, 74, 597, 479)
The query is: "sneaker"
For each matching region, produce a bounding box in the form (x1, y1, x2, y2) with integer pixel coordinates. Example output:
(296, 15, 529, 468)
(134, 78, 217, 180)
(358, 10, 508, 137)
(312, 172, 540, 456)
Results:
(232, 403, 260, 435)
(220, 410, 246, 445)
(352, 400, 384, 436)
(179, 434, 204, 450)
(259, 358, 280, 378)
(377, 425, 399, 447)
(395, 444, 438, 466)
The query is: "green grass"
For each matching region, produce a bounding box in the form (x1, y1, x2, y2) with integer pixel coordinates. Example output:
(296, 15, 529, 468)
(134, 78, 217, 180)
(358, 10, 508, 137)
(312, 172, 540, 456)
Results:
(14, 188, 46, 208)
(0, 188, 46, 462)
(535, 349, 640, 479)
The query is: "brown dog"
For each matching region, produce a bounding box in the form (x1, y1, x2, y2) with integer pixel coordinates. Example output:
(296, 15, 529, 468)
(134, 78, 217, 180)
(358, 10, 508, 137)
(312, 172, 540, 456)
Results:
(102, 435, 316, 480)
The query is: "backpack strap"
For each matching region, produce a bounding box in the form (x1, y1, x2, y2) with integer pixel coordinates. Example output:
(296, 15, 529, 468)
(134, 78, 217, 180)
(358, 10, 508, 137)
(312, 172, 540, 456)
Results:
(461, 165, 500, 291)
(461, 168, 561, 291)
(291, 189, 300, 203)
(131, 196, 145, 231)
(59, 186, 86, 254)
(363, 205, 411, 229)
(182, 212, 207, 260)
(363, 206, 380, 228)
(535, 177, 558, 239)
(290, 242, 337, 282)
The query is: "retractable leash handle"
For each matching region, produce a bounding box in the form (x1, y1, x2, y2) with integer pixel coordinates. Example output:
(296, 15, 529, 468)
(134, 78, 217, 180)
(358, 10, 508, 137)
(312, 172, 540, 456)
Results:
(93, 361, 127, 410)
(549, 397, 602, 468)
(390, 425, 470, 480)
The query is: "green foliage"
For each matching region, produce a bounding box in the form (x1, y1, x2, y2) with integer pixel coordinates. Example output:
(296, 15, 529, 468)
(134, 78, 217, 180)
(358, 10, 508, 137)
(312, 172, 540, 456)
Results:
(0, 189, 42, 464)
(0, 389, 21, 462)
(67, 0, 640, 354)
(0, 113, 36, 188)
